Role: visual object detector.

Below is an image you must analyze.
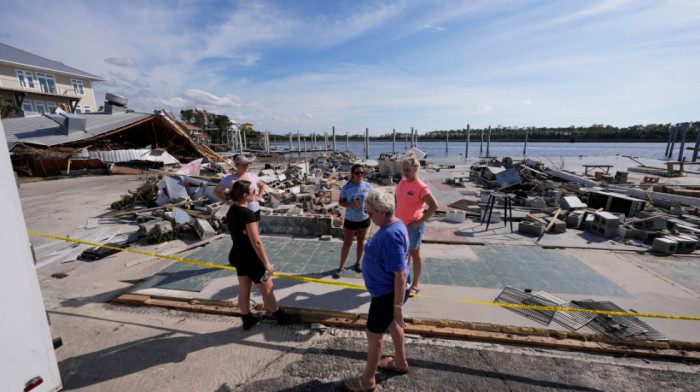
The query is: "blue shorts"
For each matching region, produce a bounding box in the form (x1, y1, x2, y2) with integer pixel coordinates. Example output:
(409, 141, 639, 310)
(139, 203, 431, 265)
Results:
(405, 222, 425, 249)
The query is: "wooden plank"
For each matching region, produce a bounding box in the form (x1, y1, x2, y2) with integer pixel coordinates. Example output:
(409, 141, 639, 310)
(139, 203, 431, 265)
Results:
(545, 208, 562, 232)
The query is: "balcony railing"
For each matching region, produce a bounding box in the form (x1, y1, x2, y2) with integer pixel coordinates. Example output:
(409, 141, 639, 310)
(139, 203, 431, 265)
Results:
(0, 75, 81, 98)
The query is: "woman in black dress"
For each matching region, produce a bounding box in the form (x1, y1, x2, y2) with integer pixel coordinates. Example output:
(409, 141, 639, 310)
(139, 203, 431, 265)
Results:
(227, 180, 298, 330)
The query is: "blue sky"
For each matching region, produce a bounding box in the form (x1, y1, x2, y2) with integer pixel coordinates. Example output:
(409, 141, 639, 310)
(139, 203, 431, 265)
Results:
(2, 0, 699, 135)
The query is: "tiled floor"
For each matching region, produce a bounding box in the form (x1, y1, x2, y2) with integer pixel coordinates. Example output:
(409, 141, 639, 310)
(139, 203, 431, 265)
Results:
(155, 237, 630, 297)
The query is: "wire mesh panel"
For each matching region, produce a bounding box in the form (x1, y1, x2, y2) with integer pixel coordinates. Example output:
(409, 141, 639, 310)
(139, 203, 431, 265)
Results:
(494, 287, 554, 326)
(573, 300, 668, 341)
(525, 292, 596, 331)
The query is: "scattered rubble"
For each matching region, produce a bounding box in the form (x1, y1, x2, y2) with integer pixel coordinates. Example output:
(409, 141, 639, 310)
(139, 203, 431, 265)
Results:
(450, 157, 700, 255)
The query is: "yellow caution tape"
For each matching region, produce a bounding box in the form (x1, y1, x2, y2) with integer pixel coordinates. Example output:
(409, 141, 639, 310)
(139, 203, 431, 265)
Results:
(28, 231, 700, 321)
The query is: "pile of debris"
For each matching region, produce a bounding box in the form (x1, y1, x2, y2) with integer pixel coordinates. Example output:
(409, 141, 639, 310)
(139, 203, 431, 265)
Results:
(452, 157, 700, 254)
(97, 151, 380, 244)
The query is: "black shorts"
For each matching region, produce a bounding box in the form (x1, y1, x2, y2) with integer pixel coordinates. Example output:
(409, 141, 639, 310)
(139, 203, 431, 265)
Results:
(344, 217, 371, 231)
(228, 249, 266, 283)
(366, 290, 410, 334)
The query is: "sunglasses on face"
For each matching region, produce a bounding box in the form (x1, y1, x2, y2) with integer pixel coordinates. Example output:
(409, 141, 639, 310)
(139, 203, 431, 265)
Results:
(236, 162, 250, 166)
(354, 171, 365, 175)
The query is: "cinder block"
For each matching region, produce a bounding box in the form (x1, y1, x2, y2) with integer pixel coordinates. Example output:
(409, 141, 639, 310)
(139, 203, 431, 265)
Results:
(519, 221, 545, 236)
(561, 196, 587, 209)
(589, 221, 619, 238)
(593, 211, 620, 229)
(194, 218, 216, 240)
(155, 221, 173, 235)
(652, 237, 678, 254)
(446, 210, 465, 223)
(617, 224, 638, 239)
(207, 201, 224, 215)
(545, 218, 566, 233)
(673, 235, 698, 253)
(566, 210, 585, 228)
(139, 221, 160, 235)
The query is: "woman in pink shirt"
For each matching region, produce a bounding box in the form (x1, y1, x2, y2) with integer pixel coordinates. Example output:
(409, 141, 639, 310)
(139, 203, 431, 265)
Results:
(395, 152, 438, 296)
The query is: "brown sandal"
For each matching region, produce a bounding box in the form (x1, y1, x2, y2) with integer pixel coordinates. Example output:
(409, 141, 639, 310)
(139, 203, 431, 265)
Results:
(378, 356, 409, 374)
(343, 377, 375, 391)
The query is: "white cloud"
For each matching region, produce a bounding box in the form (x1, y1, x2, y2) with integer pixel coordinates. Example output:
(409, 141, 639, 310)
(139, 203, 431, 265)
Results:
(104, 57, 138, 67)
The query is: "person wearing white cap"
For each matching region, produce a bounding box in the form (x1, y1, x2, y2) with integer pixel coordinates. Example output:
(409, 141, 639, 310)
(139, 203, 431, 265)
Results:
(214, 154, 266, 220)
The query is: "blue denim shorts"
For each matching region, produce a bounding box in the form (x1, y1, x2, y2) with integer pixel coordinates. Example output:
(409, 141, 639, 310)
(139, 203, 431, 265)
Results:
(405, 222, 425, 249)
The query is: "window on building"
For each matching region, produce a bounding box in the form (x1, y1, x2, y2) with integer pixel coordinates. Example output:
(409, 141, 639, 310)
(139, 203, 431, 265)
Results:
(71, 79, 84, 95)
(75, 105, 82, 113)
(84, 106, 91, 113)
(47, 102, 57, 113)
(16, 70, 36, 89)
(36, 73, 57, 94)
(22, 100, 34, 112)
(34, 101, 46, 114)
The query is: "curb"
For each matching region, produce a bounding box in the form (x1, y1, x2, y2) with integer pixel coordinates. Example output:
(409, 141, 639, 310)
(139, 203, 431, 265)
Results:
(113, 293, 700, 362)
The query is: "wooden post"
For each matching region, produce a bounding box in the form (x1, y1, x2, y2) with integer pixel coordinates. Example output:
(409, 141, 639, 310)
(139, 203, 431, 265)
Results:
(465, 124, 470, 160)
(304, 139, 308, 183)
(668, 124, 678, 158)
(332, 126, 336, 152)
(365, 128, 369, 159)
(692, 125, 700, 162)
(486, 126, 491, 157)
(346, 132, 349, 151)
(678, 122, 689, 162)
(446, 130, 449, 153)
(392, 129, 396, 155)
(523, 127, 529, 157)
(480, 128, 484, 154)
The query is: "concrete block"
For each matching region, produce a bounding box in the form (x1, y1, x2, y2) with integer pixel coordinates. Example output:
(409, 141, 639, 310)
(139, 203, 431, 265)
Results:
(207, 201, 224, 215)
(584, 214, 595, 230)
(593, 211, 620, 228)
(273, 204, 295, 214)
(566, 210, 585, 228)
(617, 224, 638, 239)
(445, 210, 465, 223)
(673, 235, 698, 253)
(139, 220, 160, 235)
(301, 185, 315, 193)
(519, 221, 545, 236)
(652, 237, 678, 254)
(194, 218, 216, 240)
(589, 221, 619, 238)
(258, 214, 339, 237)
(544, 218, 566, 233)
(155, 221, 173, 235)
(286, 207, 304, 216)
(561, 196, 587, 209)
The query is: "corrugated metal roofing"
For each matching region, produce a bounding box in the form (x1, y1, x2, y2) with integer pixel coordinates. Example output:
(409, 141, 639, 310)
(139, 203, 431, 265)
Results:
(77, 149, 180, 165)
(0, 42, 104, 80)
(3, 111, 152, 149)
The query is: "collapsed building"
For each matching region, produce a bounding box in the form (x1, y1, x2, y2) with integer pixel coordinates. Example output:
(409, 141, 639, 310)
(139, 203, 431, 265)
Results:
(3, 94, 208, 177)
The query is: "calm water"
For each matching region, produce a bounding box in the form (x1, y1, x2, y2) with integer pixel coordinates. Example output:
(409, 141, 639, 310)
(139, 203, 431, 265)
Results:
(268, 141, 679, 161)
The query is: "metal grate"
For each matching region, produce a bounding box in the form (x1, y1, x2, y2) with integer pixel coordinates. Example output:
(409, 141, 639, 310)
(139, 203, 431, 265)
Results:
(494, 287, 554, 326)
(573, 300, 669, 341)
(524, 292, 596, 331)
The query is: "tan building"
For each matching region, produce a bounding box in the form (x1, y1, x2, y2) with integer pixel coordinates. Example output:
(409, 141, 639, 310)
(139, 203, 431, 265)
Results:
(0, 42, 104, 116)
